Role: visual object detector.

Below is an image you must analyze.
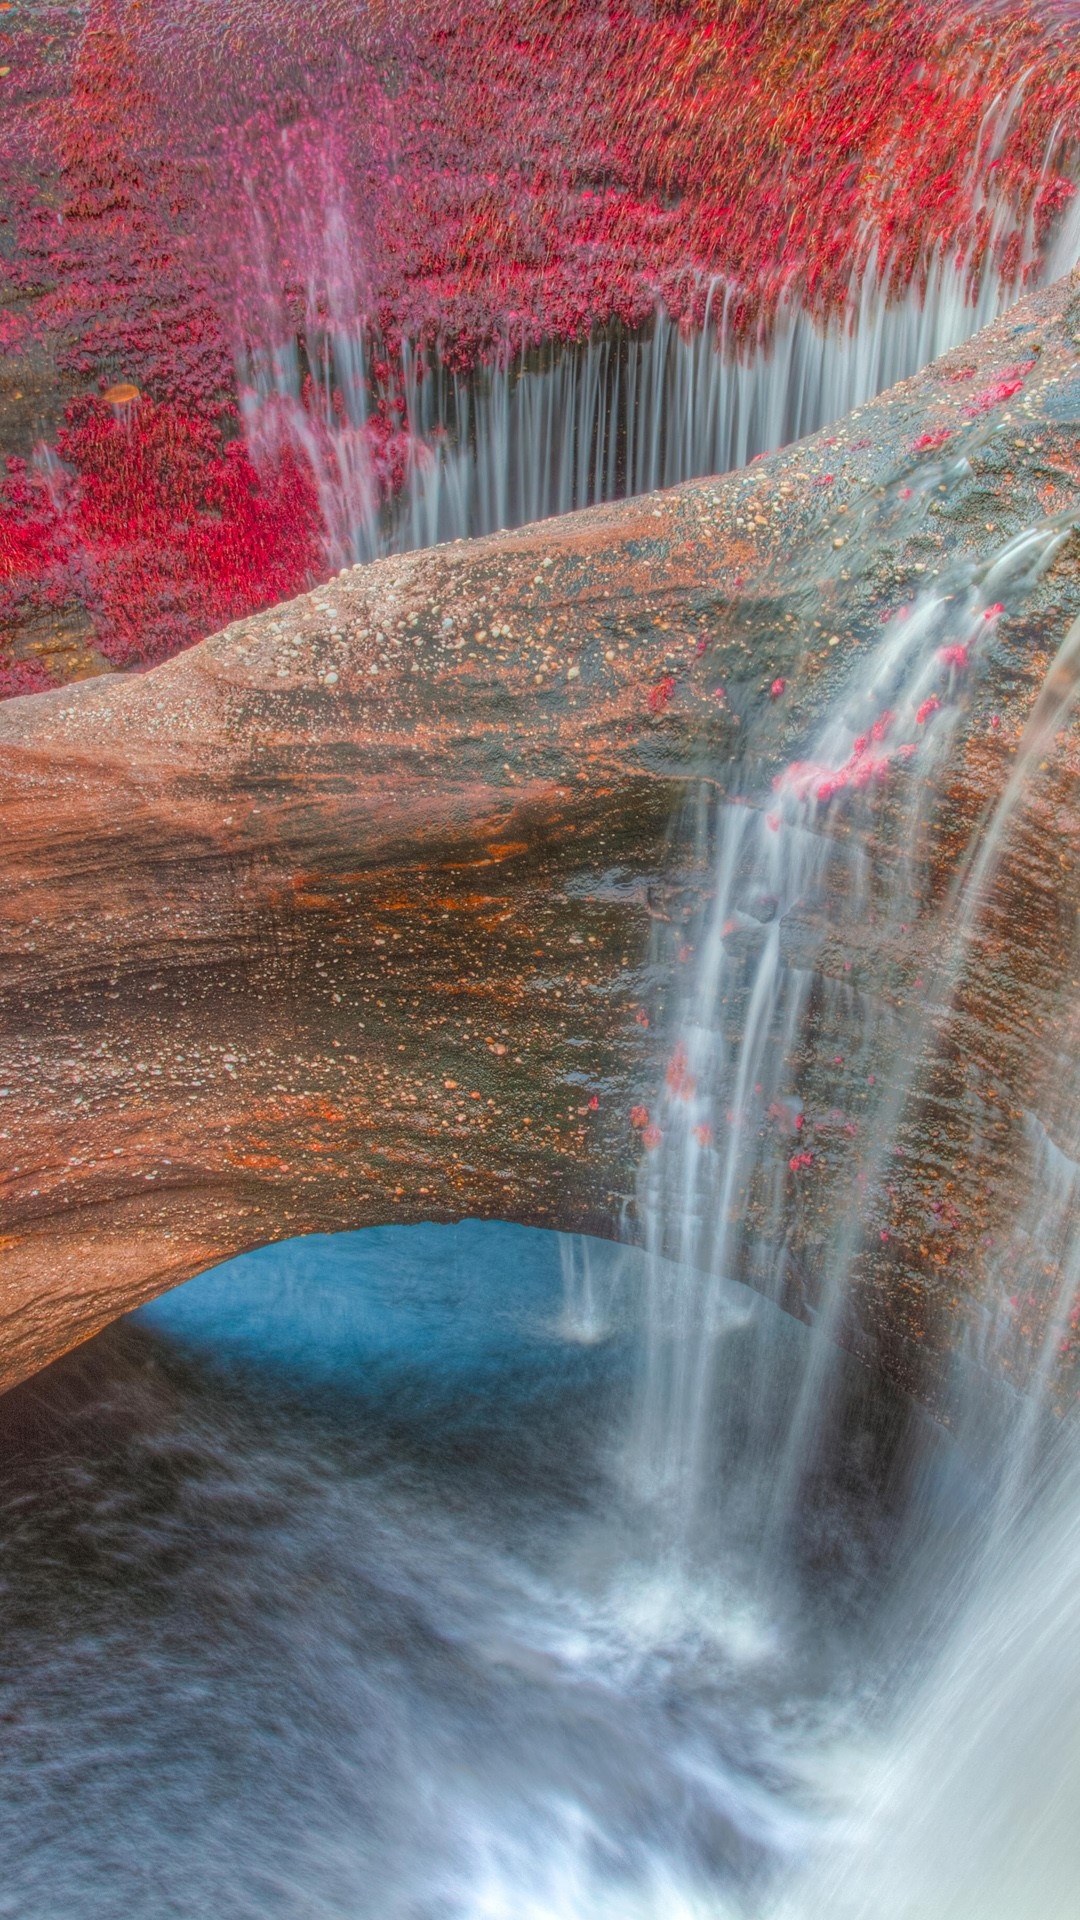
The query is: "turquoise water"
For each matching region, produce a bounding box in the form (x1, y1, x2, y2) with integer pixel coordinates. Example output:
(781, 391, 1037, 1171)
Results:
(140, 1221, 613, 1407)
(0, 1223, 981, 1918)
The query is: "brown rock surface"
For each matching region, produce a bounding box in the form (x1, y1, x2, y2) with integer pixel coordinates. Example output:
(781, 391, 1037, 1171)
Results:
(3, 272, 1080, 1400)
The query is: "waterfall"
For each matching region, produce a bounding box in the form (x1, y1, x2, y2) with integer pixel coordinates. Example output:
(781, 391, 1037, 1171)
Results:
(769, 1122, 1080, 1919)
(237, 186, 1080, 572)
(557, 1234, 612, 1345)
(630, 497, 1078, 1574)
(617, 472, 1080, 1905)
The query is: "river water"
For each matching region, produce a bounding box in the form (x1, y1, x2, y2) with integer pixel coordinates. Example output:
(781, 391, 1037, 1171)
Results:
(1, 1219, 1077, 1918)
(8, 168, 1080, 1906)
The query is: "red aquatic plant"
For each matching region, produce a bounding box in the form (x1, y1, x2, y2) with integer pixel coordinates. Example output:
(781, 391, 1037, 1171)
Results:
(1, 0, 1079, 689)
(0, 399, 321, 668)
(665, 1045, 696, 1099)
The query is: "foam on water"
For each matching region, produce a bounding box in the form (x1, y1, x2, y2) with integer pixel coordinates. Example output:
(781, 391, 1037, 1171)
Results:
(0, 1223, 974, 1920)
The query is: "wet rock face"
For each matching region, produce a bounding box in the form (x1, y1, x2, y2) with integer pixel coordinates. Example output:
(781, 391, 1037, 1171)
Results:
(3, 273, 1080, 1402)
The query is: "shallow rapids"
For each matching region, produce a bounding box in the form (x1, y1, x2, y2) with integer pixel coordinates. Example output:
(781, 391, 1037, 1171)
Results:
(2, 1221, 1076, 1918)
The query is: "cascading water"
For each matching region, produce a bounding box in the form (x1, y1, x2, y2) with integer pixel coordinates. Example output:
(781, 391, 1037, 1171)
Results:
(632, 499, 1077, 1557)
(239, 260, 1038, 569)
(237, 107, 1080, 571)
(558, 1232, 613, 1345)
(618, 459, 1080, 1908)
(4, 487, 1080, 1916)
(8, 51, 1080, 1908)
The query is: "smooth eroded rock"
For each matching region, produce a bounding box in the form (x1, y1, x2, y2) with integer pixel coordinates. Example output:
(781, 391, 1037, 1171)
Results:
(3, 272, 1080, 1402)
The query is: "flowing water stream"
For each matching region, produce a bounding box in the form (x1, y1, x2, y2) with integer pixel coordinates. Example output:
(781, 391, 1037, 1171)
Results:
(4, 489, 1080, 1912)
(242, 260, 1034, 568)
(239, 149, 1080, 569)
(1, 1212, 1077, 1918)
(7, 71, 1080, 1902)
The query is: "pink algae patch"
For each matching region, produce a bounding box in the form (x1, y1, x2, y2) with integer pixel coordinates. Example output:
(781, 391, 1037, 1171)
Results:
(665, 1045, 696, 1100)
(964, 379, 1022, 415)
(963, 364, 1033, 417)
(780, 713, 896, 806)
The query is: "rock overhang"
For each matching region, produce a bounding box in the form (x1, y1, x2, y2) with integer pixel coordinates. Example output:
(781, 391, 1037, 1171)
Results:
(2, 273, 1080, 1403)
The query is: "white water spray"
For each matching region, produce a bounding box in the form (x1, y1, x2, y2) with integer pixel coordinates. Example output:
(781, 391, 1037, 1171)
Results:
(631, 509, 1074, 1560)
(771, 1139, 1080, 1920)
(616, 474, 1080, 1909)
(557, 1233, 612, 1345)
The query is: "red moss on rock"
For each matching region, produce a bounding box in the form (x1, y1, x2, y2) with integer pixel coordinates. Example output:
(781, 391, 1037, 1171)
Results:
(1, 0, 1078, 683)
(1, 400, 320, 669)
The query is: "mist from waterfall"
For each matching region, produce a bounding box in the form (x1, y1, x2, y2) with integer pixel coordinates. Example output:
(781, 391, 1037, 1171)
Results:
(779, 1126, 1080, 1920)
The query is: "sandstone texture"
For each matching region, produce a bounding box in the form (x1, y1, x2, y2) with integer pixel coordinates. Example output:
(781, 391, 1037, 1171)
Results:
(3, 273, 1080, 1402)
